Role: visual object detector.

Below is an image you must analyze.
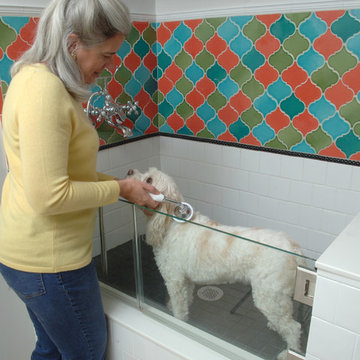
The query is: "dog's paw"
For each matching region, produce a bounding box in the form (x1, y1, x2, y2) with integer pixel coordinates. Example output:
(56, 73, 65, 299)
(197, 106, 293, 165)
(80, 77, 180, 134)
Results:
(277, 349, 288, 360)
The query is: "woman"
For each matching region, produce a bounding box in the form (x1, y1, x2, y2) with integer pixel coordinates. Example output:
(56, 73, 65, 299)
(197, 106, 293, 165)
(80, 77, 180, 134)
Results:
(0, 0, 159, 359)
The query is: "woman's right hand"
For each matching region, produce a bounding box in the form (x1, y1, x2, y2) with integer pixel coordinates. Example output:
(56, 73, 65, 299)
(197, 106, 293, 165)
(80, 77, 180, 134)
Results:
(116, 178, 160, 208)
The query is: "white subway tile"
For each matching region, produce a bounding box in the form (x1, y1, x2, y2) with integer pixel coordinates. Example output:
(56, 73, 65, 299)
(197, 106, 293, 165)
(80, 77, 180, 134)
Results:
(257, 196, 279, 219)
(204, 142, 223, 165)
(268, 176, 291, 200)
(289, 180, 313, 205)
(350, 165, 360, 191)
(238, 190, 260, 214)
(298, 205, 324, 230)
(280, 154, 304, 180)
(326, 162, 352, 189)
(249, 172, 270, 196)
(276, 200, 301, 225)
(307, 317, 356, 360)
(303, 158, 327, 184)
(334, 189, 360, 216)
(312, 277, 338, 323)
(230, 168, 249, 191)
(320, 210, 349, 236)
(222, 145, 242, 168)
(185, 140, 205, 162)
(259, 151, 282, 176)
(311, 184, 336, 211)
(222, 187, 240, 209)
(334, 284, 360, 334)
(239, 148, 260, 172)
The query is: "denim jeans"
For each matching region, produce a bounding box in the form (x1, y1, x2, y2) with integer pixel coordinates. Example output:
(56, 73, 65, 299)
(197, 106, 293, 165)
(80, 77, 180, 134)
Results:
(0, 261, 107, 360)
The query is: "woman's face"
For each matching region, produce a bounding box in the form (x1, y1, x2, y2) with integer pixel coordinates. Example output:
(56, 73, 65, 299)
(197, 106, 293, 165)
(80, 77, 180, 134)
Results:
(75, 33, 125, 84)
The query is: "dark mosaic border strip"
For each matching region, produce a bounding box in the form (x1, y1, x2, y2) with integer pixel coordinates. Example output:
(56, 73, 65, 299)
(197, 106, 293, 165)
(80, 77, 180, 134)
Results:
(100, 132, 360, 167)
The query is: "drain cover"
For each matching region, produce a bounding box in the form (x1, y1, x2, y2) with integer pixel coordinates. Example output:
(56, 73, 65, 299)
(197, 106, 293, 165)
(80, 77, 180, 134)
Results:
(197, 286, 224, 302)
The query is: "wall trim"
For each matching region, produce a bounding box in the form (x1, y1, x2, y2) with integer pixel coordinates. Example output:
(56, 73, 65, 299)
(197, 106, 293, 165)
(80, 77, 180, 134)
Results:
(1, 1, 359, 21)
(100, 132, 360, 167)
(0, 5, 43, 17)
(154, 1, 360, 21)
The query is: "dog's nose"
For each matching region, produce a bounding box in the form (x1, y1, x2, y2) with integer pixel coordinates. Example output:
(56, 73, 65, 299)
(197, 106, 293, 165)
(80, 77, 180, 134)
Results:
(127, 169, 134, 176)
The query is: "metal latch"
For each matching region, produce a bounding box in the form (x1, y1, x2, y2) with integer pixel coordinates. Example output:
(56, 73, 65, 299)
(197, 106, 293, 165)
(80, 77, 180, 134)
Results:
(287, 349, 305, 360)
(294, 266, 317, 307)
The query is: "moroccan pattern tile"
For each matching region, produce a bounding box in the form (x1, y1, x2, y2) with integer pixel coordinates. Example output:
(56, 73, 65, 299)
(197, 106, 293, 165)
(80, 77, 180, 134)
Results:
(156, 10, 360, 160)
(1, 10, 360, 160)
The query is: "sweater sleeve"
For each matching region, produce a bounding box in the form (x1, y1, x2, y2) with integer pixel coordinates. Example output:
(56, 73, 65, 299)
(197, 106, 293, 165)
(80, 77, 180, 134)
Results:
(17, 68, 119, 215)
(97, 172, 118, 181)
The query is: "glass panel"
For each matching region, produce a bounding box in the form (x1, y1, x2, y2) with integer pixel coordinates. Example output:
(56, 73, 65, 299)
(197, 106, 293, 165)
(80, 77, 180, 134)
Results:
(130, 202, 316, 360)
(93, 200, 139, 298)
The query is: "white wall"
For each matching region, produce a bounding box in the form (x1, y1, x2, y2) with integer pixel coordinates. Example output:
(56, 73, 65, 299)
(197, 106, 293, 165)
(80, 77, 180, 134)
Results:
(1, 0, 358, 20)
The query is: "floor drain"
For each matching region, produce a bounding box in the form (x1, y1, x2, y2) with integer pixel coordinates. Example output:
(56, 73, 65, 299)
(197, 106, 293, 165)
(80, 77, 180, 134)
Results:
(197, 286, 224, 302)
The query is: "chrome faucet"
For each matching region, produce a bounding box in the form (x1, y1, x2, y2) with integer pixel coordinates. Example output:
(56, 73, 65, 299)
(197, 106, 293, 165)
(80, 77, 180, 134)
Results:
(85, 71, 139, 137)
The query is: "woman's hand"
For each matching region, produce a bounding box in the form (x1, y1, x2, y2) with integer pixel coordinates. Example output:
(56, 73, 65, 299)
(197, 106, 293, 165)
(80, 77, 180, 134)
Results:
(116, 178, 160, 209)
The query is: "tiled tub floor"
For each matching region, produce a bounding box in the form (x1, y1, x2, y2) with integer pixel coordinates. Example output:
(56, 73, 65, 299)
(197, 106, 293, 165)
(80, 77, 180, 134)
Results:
(94, 240, 311, 360)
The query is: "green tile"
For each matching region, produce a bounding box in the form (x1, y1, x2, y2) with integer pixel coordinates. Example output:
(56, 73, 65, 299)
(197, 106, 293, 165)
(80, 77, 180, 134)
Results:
(197, 126, 215, 138)
(153, 89, 164, 104)
(115, 64, 132, 85)
(311, 63, 339, 92)
(278, 124, 302, 148)
(207, 89, 227, 111)
(154, 113, 165, 128)
(340, 98, 360, 127)
(241, 77, 264, 101)
(143, 24, 157, 46)
(265, 136, 288, 150)
(229, 62, 252, 87)
(328, 46, 357, 76)
(175, 76, 194, 96)
(195, 20, 215, 43)
(205, 17, 227, 30)
(0, 19, 16, 51)
(241, 106, 263, 129)
(283, 31, 310, 59)
(243, 17, 266, 43)
(306, 126, 332, 152)
(126, 26, 140, 46)
(116, 92, 132, 104)
(269, 47, 294, 73)
(195, 48, 215, 71)
(285, 12, 311, 26)
(174, 49, 193, 71)
(176, 101, 194, 120)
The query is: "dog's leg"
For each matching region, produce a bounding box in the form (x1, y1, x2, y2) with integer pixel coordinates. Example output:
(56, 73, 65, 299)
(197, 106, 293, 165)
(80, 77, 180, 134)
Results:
(251, 285, 301, 359)
(164, 277, 193, 322)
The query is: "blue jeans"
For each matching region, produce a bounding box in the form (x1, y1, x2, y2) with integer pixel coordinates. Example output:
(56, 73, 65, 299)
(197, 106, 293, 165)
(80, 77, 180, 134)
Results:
(0, 261, 107, 360)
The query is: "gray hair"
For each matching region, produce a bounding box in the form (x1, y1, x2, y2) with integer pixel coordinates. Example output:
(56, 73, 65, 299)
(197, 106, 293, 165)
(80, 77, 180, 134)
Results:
(11, 0, 131, 101)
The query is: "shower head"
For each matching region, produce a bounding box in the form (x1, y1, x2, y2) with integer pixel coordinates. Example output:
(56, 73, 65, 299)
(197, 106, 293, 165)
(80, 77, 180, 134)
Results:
(149, 193, 194, 222)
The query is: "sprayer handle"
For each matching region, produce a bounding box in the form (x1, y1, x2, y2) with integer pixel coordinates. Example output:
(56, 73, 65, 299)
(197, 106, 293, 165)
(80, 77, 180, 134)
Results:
(149, 193, 165, 202)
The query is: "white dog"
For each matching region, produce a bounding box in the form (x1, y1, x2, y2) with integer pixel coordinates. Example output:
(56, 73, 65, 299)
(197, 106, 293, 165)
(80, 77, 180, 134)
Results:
(127, 167, 306, 360)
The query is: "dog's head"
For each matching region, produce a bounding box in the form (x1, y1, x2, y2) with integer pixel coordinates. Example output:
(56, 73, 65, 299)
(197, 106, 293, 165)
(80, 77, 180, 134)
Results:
(126, 167, 183, 203)
(126, 167, 184, 247)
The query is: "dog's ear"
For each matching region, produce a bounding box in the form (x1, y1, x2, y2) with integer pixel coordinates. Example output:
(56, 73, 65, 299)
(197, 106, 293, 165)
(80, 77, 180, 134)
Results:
(146, 202, 172, 247)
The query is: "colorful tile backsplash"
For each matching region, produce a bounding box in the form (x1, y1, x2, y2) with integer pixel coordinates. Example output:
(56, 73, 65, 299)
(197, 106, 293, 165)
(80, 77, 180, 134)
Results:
(1, 10, 360, 161)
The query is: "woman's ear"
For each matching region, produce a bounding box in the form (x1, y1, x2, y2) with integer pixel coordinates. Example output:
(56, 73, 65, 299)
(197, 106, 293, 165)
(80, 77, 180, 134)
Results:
(67, 33, 80, 55)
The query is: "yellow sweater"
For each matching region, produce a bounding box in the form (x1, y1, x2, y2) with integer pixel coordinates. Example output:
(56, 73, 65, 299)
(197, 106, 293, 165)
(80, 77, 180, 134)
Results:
(0, 63, 120, 272)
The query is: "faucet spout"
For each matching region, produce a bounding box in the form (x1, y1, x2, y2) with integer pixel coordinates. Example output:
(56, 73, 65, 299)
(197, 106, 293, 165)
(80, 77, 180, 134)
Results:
(85, 74, 140, 138)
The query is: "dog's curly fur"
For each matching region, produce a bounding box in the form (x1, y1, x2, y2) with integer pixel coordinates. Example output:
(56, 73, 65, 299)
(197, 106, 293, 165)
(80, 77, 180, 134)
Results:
(127, 167, 306, 360)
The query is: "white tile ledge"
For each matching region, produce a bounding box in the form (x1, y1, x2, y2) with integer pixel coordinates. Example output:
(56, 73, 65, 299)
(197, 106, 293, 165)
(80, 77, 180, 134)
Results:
(316, 212, 360, 287)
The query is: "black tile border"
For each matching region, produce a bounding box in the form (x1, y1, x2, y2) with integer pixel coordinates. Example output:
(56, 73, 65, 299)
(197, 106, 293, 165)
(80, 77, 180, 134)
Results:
(100, 132, 360, 167)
